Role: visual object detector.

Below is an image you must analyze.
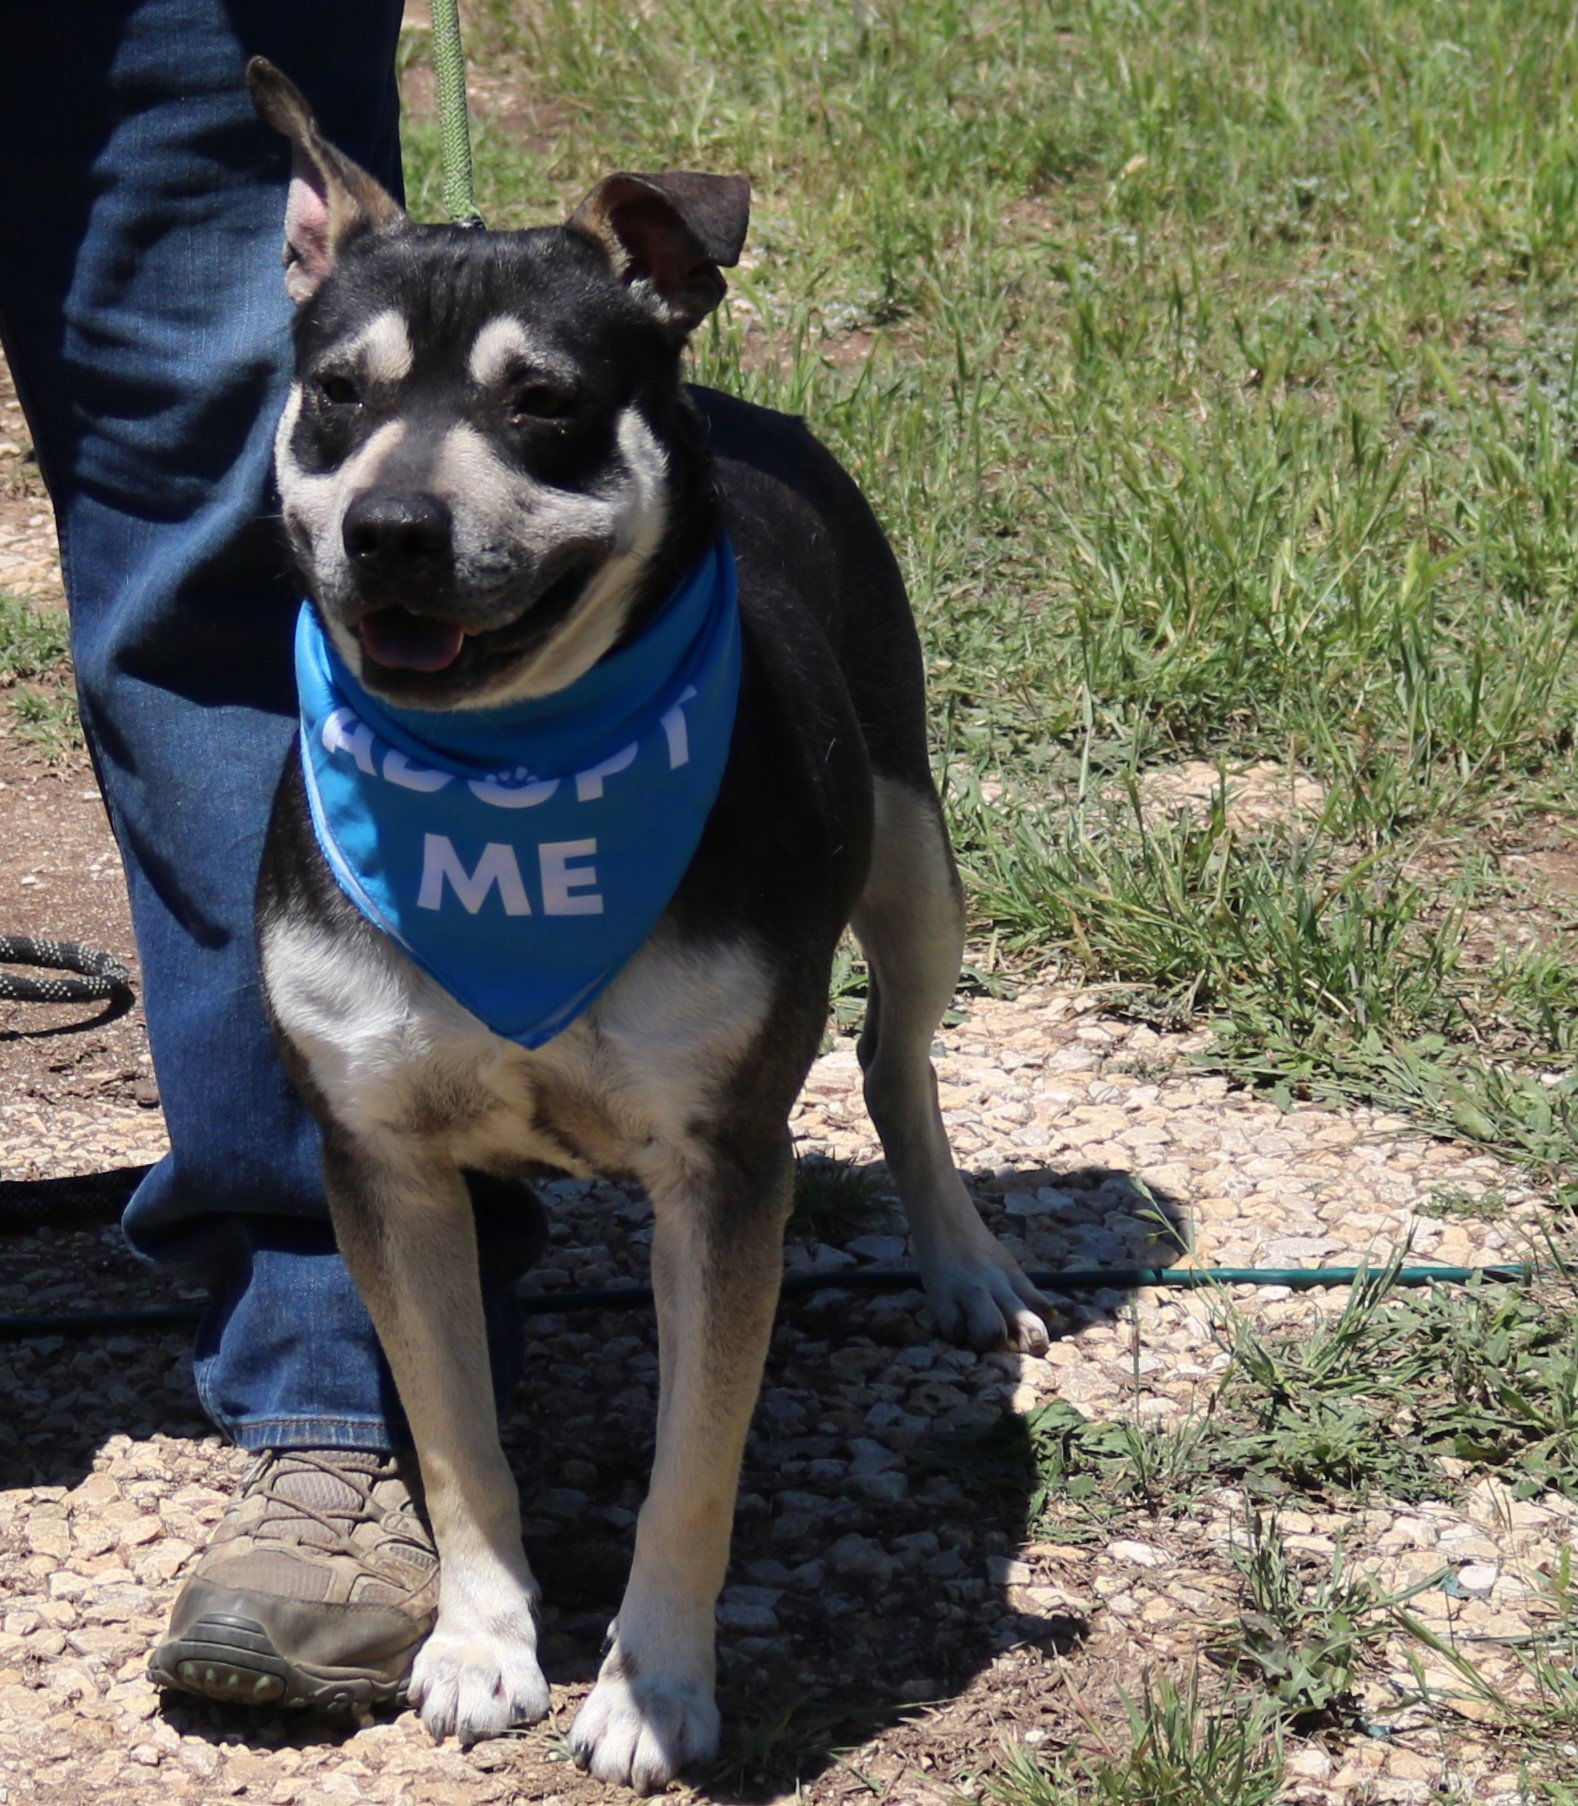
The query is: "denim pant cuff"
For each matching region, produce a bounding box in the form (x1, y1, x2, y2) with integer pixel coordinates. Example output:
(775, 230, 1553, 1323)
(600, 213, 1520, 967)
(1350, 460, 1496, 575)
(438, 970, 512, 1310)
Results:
(218, 1413, 411, 1455)
(185, 1207, 534, 1453)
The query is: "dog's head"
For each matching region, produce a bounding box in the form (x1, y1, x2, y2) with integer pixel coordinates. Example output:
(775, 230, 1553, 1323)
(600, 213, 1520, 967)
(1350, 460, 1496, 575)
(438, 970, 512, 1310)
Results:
(250, 59, 748, 708)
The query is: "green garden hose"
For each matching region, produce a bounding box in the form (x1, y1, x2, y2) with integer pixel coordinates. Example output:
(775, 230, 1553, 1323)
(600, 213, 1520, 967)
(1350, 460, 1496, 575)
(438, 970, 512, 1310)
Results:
(0, 1261, 1531, 1341)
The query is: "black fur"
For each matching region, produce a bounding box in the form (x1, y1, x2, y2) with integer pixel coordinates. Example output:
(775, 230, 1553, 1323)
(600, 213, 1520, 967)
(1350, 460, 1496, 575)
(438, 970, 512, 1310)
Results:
(260, 217, 933, 1144)
(245, 64, 1049, 1779)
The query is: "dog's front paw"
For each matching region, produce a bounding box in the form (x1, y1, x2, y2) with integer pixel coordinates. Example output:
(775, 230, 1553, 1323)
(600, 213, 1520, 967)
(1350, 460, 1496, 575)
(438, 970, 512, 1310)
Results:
(923, 1238, 1054, 1354)
(570, 1651, 720, 1795)
(410, 1621, 550, 1746)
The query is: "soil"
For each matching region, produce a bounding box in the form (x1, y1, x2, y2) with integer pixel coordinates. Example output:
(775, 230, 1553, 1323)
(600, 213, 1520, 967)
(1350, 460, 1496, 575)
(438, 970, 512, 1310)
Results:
(0, 359, 157, 1133)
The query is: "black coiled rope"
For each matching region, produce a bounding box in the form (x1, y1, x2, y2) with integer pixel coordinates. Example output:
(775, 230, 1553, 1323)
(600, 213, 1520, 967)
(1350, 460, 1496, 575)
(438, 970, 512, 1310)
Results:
(0, 934, 133, 1005)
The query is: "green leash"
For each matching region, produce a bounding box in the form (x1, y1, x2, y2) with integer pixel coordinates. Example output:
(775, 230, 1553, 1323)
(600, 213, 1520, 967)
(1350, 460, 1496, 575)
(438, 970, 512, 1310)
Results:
(429, 0, 482, 227)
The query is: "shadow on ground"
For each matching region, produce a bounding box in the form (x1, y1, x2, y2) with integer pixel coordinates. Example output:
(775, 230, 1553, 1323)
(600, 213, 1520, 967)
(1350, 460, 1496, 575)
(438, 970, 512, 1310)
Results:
(0, 1154, 1188, 1797)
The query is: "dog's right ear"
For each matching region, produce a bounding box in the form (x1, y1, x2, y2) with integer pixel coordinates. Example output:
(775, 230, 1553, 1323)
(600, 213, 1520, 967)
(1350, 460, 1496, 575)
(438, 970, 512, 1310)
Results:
(248, 57, 404, 305)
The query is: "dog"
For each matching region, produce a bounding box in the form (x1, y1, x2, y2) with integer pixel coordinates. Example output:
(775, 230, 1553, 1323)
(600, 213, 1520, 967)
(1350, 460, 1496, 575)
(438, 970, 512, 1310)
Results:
(247, 58, 1053, 1794)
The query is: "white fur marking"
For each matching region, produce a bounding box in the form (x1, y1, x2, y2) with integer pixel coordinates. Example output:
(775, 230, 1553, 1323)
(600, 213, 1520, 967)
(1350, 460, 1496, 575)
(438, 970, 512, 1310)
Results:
(468, 316, 540, 388)
(348, 309, 414, 385)
(505, 407, 670, 700)
(263, 905, 769, 1169)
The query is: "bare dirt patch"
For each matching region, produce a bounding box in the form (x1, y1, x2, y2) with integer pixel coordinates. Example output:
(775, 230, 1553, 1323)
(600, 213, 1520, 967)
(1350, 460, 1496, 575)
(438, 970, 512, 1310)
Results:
(0, 360, 63, 608)
(0, 352, 159, 1139)
(1504, 822, 1578, 913)
(1138, 758, 1328, 831)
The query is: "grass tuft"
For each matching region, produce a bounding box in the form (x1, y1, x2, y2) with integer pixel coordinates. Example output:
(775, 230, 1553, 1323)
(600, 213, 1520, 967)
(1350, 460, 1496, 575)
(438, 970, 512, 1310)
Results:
(789, 1154, 885, 1240)
(1215, 1508, 1428, 1729)
(985, 1670, 1283, 1806)
(0, 593, 67, 684)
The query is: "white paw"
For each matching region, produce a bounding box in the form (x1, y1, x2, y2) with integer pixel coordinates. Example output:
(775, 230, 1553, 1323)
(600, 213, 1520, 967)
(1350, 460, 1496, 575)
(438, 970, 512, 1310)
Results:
(570, 1655, 720, 1795)
(923, 1242, 1054, 1354)
(410, 1621, 550, 1746)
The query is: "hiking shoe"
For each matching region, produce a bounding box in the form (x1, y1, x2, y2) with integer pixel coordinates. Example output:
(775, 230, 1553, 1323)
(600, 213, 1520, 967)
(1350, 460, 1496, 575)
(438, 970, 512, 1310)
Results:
(148, 1447, 437, 1714)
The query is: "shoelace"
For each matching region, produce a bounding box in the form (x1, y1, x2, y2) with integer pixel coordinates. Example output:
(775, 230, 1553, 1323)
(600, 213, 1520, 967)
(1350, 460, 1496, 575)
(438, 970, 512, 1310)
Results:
(243, 1450, 436, 1567)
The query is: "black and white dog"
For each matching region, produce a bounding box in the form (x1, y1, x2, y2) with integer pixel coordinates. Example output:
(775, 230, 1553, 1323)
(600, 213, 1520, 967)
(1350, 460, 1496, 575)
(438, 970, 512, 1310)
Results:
(248, 60, 1051, 1795)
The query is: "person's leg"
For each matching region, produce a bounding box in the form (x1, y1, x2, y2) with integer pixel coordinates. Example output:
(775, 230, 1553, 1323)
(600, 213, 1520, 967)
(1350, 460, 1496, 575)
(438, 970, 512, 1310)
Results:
(0, 0, 546, 1711)
(0, 0, 533, 1453)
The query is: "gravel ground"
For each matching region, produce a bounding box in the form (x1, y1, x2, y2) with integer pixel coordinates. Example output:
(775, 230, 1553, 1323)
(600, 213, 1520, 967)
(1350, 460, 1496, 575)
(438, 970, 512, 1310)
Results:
(1, 977, 1565, 1805)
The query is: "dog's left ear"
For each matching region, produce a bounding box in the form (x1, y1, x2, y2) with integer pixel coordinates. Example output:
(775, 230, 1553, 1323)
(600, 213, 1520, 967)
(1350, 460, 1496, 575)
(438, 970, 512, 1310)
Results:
(249, 57, 404, 305)
(568, 172, 750, 336)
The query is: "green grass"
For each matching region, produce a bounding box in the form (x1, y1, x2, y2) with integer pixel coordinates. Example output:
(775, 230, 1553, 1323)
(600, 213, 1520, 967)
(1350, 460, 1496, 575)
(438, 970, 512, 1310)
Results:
(0, 592, 67, 682)
(1215, 1508, 1438, 1729)
(984, 1670, 1283, 1806)
(388, 0, 1578, 1173)
(960, 783, 1577, 1170)
(11, 685, 82, 759)
(789, 1153, 884, 1239)
(935, 1248, 1578, 1533)
(1419, 1185, 1514, 1224)
(0, 591, 80, 760)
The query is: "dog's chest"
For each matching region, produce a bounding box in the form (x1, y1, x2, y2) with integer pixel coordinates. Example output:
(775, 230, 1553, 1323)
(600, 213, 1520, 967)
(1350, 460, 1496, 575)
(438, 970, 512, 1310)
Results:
(262, 913, 771, 1182)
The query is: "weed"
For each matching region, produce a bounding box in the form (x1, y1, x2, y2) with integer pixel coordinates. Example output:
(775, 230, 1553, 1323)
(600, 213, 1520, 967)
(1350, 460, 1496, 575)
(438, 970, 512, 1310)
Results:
(1216, 1508, 1433, 1729)
(1211, 1255, 1450, 1501)
(789, 1155, 884, 1241)
(924, 1397, 1216, 1541)
(0, 592, 78, 759)
(12, 685, 81, 760)
(944, 1251, 1578, 1530)
(825, 939, 870, 1039)
(1422, 1267, 1578, 1496)
(985, 1670, 1283, 1806)
(1216, 1251, 1578, 1501)
(1419, 1187, 1514, 1223)
(0, 593, 67, 683)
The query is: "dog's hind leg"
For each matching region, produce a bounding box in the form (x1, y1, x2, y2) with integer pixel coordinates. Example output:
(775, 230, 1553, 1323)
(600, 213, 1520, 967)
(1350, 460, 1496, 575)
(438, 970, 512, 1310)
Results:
(852, 774, 1052, 1352)
(571, 1133, 792, 1794)
(321, 1136, 550, 1745)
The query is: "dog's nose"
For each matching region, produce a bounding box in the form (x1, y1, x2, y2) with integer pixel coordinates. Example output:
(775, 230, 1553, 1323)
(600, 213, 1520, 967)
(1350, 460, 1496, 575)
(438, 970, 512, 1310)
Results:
(342, 491, 453, 571)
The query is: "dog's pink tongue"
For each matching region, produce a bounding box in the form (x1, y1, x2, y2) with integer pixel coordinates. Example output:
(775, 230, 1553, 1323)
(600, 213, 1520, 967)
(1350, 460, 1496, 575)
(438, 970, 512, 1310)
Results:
(357, 610, 465, 672)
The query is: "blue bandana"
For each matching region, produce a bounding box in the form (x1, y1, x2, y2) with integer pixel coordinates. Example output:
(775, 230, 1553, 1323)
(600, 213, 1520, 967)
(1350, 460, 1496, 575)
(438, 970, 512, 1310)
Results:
(296, 536, 741, 1047)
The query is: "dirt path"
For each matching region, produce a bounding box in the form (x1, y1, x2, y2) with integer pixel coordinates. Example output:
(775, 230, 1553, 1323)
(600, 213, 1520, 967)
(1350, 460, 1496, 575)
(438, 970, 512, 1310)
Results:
(0, 355, 162, 1168)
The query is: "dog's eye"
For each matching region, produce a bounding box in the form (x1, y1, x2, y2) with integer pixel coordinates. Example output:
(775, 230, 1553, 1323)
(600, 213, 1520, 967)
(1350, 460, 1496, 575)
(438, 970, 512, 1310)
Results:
(318, 374, 361, 407)
(510, 381, 575, 421)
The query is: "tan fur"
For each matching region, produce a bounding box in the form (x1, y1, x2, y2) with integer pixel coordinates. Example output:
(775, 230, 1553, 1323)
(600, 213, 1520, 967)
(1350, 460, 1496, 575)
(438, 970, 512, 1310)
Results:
(853, 777, 1051, 1353)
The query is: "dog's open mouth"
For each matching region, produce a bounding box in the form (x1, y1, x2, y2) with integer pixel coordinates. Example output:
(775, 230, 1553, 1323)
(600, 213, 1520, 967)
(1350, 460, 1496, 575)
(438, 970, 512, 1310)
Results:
(356, 610, 466, 672)
(352, 562, 597, 682)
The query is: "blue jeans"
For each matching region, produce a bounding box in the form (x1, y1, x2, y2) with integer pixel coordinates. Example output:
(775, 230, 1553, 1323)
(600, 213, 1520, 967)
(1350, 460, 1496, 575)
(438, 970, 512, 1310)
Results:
(0, 0, 528, 1449)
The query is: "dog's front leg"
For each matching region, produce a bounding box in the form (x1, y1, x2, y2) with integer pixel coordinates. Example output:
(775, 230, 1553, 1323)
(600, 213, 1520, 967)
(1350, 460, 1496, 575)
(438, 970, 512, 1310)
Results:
(571, 1133, 791, 1794)
(321, 1137, 549, 1744)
